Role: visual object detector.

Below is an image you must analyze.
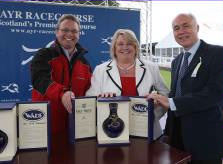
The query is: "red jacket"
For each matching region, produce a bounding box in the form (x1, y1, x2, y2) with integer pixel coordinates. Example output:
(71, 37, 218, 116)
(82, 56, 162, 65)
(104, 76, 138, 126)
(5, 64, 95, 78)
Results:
(31, 40, 91, 135)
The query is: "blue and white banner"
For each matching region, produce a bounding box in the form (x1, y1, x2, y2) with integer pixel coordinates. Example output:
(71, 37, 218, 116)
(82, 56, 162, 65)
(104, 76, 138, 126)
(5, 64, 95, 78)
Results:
(0, 1, 140, 102)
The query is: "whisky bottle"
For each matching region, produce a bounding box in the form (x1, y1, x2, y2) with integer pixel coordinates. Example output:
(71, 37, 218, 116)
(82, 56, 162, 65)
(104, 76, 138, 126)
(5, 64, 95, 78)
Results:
(102, 103, 124, 138)
(0, 129, 8, 153)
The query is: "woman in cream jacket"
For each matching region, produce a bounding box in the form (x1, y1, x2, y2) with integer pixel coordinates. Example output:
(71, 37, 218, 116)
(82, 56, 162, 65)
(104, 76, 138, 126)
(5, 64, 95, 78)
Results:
(86, 29, 169, 139)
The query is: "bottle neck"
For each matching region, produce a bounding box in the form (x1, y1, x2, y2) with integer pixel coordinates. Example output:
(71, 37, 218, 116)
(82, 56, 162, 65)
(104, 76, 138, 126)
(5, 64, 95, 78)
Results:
(110, 107, 117, 115)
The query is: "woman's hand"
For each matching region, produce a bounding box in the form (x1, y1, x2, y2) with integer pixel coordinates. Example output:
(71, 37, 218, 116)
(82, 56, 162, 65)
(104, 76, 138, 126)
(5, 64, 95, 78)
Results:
(98, 92, 116, 98)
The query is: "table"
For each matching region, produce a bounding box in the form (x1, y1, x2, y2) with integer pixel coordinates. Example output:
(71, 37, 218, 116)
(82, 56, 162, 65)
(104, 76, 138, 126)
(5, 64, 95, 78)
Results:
(14, 134, 191, 164)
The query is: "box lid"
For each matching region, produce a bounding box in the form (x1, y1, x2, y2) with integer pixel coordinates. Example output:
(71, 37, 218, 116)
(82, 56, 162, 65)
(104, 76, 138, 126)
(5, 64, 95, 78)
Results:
(0, 103, 16, 110)
(98, 96, 130, 102)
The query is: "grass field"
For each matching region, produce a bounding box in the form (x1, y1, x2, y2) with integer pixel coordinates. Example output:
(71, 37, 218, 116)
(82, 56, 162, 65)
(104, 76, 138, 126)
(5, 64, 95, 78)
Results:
(160, 69, 171, 89)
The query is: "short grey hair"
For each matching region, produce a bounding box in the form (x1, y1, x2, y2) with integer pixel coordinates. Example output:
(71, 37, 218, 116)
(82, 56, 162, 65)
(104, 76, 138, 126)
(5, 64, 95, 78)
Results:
(172, 13, 198, 27)
(56, 14, 80, 30)
(110, 29, 140, 59)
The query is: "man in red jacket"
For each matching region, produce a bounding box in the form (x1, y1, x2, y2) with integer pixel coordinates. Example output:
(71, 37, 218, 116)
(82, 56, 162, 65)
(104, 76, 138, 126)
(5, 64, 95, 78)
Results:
(31, 14, 92, 136)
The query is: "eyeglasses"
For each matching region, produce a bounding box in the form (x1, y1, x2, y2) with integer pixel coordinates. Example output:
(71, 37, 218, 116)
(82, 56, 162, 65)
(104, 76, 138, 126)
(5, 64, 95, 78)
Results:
(58, 28, 80, 34)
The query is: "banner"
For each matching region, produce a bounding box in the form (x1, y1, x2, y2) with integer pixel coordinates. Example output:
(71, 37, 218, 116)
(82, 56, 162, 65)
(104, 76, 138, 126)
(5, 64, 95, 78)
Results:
(0, 1, 140, 102)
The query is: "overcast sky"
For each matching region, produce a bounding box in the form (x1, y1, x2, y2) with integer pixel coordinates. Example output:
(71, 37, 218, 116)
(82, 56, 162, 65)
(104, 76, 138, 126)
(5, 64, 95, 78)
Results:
(119, 1, 223, 45)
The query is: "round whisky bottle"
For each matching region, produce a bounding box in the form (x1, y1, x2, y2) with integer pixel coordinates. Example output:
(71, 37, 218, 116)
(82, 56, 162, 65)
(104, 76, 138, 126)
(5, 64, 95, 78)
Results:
(0, 129, 8, 153)
(102, 103, 125, 138)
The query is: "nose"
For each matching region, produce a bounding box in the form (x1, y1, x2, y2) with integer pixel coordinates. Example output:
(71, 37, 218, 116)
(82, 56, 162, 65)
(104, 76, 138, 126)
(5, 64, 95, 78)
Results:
(179, 27, 187, 33)
(66, 30, 75, 36)
(123, 44, 129, 49)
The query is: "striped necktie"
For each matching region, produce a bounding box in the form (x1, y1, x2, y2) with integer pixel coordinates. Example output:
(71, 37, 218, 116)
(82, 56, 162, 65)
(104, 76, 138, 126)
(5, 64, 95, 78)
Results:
(175, 52, 191, 97)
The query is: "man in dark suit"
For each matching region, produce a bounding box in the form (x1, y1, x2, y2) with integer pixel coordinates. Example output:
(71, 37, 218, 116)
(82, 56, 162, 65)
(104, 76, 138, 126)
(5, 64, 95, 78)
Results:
(149, 13, 223, 164)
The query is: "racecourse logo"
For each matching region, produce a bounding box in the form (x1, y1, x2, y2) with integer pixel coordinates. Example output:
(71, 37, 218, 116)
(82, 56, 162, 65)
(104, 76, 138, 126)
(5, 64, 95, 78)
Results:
(28, 85, 33, 91)
(101, 37, 112, 45)
(21, 41, 54, 65)
(1, 83, 19, 93)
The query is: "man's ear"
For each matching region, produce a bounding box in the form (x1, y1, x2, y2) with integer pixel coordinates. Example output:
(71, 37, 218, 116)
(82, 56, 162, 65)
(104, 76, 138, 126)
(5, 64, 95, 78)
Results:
(197, 25, 199, 32)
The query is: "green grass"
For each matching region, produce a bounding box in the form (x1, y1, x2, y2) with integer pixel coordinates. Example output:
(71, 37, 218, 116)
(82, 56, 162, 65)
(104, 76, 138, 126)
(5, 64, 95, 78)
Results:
(160, 69, 171, 89)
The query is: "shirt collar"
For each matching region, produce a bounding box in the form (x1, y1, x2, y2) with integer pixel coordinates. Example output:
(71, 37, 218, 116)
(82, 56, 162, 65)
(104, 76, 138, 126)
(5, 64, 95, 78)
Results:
(62, 47, 76, 61)
(184, 39, 200, 63)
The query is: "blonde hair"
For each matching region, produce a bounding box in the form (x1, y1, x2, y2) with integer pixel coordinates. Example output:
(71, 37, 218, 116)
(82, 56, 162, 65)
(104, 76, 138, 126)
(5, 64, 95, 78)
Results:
(110, 29, 140, 59)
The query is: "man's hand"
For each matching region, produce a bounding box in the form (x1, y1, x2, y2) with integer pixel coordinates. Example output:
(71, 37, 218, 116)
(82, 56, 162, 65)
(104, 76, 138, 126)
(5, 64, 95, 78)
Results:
(148, 93, 170, 111)
(61, 91, 75, 113)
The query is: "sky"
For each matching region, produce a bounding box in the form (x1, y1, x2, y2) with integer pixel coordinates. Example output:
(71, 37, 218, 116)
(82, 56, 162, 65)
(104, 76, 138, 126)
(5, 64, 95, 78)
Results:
(118, 1, 223, 45)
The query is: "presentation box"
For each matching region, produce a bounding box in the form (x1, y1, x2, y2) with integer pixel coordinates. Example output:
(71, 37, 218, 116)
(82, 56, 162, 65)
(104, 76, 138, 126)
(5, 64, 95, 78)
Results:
(17, 102, 50, 151)
(0, 101, 50, 163)
(69, 96, 97, 144)
(97, 96, 130, 145)
(129, 97, 154, 142)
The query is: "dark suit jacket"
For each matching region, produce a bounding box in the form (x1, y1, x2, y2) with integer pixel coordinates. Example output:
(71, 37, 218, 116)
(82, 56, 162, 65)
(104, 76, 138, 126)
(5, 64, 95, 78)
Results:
(165, 40, 223, 160)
